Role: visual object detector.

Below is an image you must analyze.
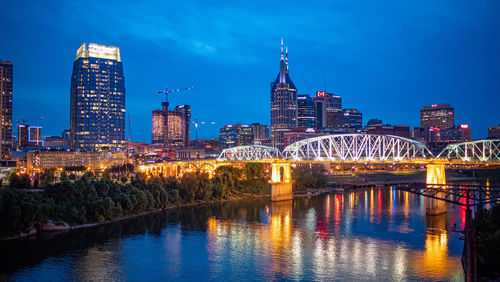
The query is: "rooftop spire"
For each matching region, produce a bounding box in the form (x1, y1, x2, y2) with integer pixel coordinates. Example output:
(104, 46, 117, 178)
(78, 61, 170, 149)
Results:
(280, 38, 284, 60)
(285, 46, 289, 72)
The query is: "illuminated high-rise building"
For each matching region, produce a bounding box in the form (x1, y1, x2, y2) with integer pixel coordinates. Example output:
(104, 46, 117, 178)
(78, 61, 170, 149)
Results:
(313, 91, 342, 130)
(270, 39, 297, 149)
(151, 104, 190, 147)
(0, 60, 13, 159)
(297, 94, 316, 128)
(70, 43, 126, 151)
(151, 110, 165, 144)
(219, 124, 253, 150)
(17, 124, 42, 148)
(420, 103, 454, 130)
(250, 123, 270, 144)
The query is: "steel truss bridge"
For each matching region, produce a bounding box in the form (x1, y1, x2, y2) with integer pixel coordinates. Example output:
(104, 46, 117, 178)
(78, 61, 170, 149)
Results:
(139, 135, 500, 178)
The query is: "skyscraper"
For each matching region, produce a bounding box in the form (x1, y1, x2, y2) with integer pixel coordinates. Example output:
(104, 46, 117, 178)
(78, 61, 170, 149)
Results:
(70, 43, 126, 151)
(313, 91, 342, 130)
(151, 110, 165, 144)
(0, 60, 13, 159)
(270, 39, 297, 149)
(219, 124, 253, 149)
(297, 94, 316, 128)
(151, 104, 190, 147)
(420, 103, 454, 130)
(249, 123, 270, 144)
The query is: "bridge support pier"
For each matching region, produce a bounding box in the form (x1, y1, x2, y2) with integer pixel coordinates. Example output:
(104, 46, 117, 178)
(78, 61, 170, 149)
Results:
(270, 162, 293, 202)
(426, 162, 447, 215)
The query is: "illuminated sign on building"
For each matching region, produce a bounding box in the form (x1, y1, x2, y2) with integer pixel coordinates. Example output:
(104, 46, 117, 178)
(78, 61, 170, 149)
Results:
(316, 91, 326, 97)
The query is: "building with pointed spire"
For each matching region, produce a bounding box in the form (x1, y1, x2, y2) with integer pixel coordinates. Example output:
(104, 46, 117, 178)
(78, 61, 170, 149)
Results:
(270, 39, 298, 149)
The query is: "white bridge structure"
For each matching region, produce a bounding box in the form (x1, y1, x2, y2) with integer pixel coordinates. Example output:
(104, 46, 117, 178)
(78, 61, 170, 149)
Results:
(217, 145, 281, 161)
(282, 134, 433, 161)
(436, 139, 500, 162)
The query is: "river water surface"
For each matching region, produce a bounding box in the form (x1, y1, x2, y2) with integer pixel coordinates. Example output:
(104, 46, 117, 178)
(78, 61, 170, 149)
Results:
(0, 187, 466, 281)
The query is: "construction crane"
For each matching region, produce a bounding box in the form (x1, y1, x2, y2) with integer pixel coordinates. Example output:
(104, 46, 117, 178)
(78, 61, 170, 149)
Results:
(157, 86, 194, 104)
(192, 118, 216, 140)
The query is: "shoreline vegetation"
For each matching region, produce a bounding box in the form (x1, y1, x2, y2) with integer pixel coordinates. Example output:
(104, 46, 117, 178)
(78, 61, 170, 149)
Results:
(0, 163, 327, 241)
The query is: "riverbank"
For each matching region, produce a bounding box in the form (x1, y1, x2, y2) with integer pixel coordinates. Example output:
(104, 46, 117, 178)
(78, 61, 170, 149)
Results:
(0, 192, 263, 241)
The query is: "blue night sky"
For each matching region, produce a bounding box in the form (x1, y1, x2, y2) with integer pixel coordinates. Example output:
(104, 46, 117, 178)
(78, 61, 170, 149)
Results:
(1, 0, 499, 141)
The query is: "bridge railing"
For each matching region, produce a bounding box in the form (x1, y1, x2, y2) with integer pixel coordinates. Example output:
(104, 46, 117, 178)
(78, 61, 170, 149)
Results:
(217, 145, 281, 161)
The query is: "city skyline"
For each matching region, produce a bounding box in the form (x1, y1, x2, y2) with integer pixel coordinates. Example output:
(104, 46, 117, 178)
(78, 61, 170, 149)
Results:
(1, 0, 500, 142)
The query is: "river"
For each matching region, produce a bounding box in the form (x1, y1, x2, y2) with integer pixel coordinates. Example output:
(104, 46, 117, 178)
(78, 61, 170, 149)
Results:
(0, 187, 465, 281)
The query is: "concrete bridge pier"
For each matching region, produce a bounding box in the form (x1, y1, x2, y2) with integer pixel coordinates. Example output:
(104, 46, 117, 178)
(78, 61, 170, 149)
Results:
(270, 162, 293, 202)
(426, 162, 447, 215)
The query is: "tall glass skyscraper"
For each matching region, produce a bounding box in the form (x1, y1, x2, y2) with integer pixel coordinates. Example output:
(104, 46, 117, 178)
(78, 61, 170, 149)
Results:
(70, 43, 126, 151)
(297, 94, 316, 128)
(270, 39, 297, 149)
(0, 59, 13, 159)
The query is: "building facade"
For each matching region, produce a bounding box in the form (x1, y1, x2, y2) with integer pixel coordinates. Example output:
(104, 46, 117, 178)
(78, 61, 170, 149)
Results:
(364, 124, 410, 139)
(297, 94, 316, 128)
(151, 110, 165, 144)
(219, 124, 253, 150)
(420, 103, 454, 130)
(249, 123, 270, 144)
(313, 91, 342, 130)
(440, 124, 472, 142)
(70, 43, 126, 151)
(0, 60, 13, 159)
(270, 40, 297, 149)
(488, 125, 500, 139)
(327, 108, 362, 130)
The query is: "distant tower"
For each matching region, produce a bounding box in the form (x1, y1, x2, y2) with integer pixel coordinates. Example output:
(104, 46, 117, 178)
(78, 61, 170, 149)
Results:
(270, 39, 297, 149)
(0, 59, 13, 159)
(70, 43, 126, 151)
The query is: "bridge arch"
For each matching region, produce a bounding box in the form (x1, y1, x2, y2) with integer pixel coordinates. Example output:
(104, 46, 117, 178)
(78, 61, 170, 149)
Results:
(436, 139, 500, 162)
(283, 134, 433, 161)
(218, 145, 281, 161)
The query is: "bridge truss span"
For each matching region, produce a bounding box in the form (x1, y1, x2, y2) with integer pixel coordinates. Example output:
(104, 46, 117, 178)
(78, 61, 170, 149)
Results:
(282, 134, 433, 161)
(218, 145, 281, 161)
(436, 139, 500, 162)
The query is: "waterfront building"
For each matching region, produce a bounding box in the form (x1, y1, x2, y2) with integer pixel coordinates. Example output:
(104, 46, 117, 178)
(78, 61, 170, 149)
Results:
(420, 103, 454, 130)
(313, 91, 342, 130)
(219, 124, 253, 150)
(249, 123, 270, 144)
(0, 60, 13, 159)
(270, 39, 297, 149)
(175, 147, 206, 160)
(488, 125, 500, 139)
(70, 42, 126, 151)
(327, 108, 362, 130)
(440, 124, 472, 142)
(297, 94, 316, 128)
(26, 150, 127, 173)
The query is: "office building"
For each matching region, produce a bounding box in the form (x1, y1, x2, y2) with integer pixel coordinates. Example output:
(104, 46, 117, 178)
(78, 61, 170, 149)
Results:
(70, 42, 126, 151)
(420, 103, 454, 129)
(297, 94, 316, 128)
(249, 123, 270, 144)
(488, 125, 500, 139)
(284, 128, 323, 146)
(270, 39, 297, 149)
(313, 91, 342, 130)
(440, 124, 472, 142)
(151, 104, 190, 148)
(365, 124, 410, 139)
(366, 118, 383, 127)
(327, 108, 362, 130)
(219, 124, 253, 150)
(0, 60, 13, 159)
(151, 110, 165, 144)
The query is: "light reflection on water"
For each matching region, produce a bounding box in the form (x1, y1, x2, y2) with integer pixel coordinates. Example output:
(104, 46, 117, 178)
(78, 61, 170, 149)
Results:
(2, 187, 465, 281)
